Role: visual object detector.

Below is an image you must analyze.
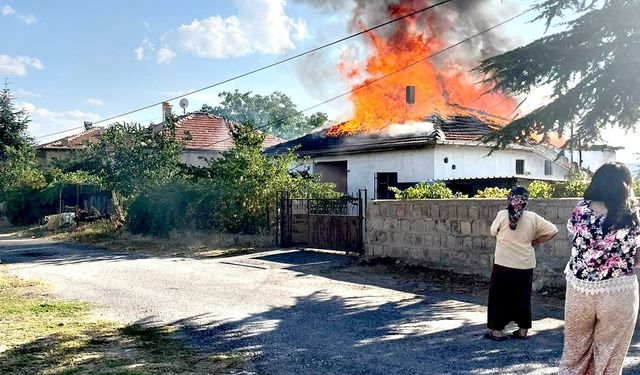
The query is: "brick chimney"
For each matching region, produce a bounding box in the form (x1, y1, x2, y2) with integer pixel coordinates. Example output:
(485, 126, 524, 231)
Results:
(162, 101, 173, 121)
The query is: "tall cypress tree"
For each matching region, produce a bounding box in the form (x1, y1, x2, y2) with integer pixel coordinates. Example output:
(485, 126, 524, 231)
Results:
(0, 80, 32, 159)
(476, 0, 640, 148)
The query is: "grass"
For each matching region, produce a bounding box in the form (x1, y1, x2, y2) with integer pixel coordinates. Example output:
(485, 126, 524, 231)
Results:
(0, 272, 246, 374)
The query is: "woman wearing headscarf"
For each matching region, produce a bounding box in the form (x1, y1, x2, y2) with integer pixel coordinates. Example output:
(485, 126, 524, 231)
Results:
(559, 163, 640, 374)
(484, 186, 558, 341)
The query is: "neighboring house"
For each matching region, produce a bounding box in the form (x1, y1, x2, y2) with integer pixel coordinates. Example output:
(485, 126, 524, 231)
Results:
(154, 111, 282, 167)
(266, 115, 618, 198)
(37, 111, 282, 167)
(37, 127, 105, 166)
(565, 145, 620, 174)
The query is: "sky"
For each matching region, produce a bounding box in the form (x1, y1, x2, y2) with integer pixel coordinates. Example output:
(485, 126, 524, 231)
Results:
(1, 0, 637, 162)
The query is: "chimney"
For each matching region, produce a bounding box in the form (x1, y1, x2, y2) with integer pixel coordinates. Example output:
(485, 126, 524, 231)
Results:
(162, 101, 173, 121)
(405, 86, 416, 105)
(83, 121, 93, 131)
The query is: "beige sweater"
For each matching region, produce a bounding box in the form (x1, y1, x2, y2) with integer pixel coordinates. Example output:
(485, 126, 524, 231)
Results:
(490, 210, 558, 269)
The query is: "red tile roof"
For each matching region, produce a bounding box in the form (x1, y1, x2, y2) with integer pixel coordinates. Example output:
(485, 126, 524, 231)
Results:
(38, 127, 105, 149)
(167, 112, 283, 151)
(38, 112, 283, 152)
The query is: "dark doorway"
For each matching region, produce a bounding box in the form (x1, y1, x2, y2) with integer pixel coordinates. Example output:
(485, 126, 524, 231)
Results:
(314, 161, 348, 194)
(376, 172, 398, 199)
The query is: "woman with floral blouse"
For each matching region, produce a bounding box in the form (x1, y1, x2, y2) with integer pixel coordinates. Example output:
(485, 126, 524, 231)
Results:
(559, 163, 640, 375)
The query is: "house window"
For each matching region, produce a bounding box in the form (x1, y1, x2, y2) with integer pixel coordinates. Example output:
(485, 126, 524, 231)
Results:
(376, 172, 398, 199)
(314, 161, 348, 194)
(544, 160, 553, 176)
(516, 159, 525, 175)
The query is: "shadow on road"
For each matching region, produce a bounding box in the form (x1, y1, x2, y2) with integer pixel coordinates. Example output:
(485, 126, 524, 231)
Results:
(167, 291, 565, 374)
(4, 243, 640, 373)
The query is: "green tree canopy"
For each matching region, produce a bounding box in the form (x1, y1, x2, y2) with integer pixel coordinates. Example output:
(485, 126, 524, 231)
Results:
(0, 80, 32, 159)
(61, 120, 184, 200)
(201, 90, 328, 140)
(476, 0, 640, 148)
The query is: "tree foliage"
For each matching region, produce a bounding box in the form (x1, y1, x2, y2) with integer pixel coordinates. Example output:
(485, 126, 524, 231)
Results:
(0, 80, 32, 159)
(199, 123, 338, 233)
(476, 0, 640, 147)
(127, 123, 339, 235)
(0, 82, 40, 197)
(201, 90, 327, 140)
(62, 120, 184, 200)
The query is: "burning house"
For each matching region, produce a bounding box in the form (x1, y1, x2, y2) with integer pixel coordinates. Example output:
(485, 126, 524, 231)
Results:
(267, 0, 618, 197)
(267, 113, 577, 198)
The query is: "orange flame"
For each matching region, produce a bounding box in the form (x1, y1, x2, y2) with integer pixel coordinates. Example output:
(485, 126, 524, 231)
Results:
(328, 1, 517, 137)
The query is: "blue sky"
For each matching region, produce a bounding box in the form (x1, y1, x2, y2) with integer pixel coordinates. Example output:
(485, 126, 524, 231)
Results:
(1, 0, 635, 160)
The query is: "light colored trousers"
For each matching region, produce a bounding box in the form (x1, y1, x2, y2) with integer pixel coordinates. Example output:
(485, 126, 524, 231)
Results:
(559, 280, 639, 375)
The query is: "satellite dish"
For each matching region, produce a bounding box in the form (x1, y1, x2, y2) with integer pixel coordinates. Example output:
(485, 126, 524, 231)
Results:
(179, 98, 189, 114)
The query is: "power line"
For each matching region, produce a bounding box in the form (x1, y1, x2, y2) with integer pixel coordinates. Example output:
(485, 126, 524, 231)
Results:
(34, 0, 455, 141)
(201, 9, 531, 149)
(36, 116, 163, 142)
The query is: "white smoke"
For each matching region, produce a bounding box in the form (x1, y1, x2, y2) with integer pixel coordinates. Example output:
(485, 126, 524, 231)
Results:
(383, 120, 435, 137)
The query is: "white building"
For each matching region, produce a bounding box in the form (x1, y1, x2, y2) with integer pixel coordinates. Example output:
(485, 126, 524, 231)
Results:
(267, 116, 617, 198)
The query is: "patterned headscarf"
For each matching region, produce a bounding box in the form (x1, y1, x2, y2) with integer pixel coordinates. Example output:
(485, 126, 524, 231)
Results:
(508, 186, 529, 230)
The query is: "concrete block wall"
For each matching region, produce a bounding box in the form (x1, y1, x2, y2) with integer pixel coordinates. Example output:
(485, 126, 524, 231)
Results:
(365, 199, 581, 290)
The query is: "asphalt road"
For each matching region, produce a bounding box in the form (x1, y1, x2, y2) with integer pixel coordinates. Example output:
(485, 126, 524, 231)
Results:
(2, 235, 640, 374)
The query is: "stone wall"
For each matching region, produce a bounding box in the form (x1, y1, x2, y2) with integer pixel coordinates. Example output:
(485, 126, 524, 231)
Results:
(365, 199, 581, 290)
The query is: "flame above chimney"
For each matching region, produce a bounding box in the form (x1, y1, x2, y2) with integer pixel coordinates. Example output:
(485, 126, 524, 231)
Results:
(327, 0, 517, 137)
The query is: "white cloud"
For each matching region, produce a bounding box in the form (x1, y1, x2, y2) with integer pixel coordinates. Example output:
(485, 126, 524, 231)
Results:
(134, 46, 144, 61)
(1, 5, 36, 24)
(165, 0, 307, 59)
(18, 14, 37, 24)
(156, 48, 176, 64)
(0, 54, 43, 76)
(85, 97, 105, 107)
(1, 5, 15, 15)
(15, 88, 42, 98)
(134, 38, 155, 62)
(19, 102, 101, 140)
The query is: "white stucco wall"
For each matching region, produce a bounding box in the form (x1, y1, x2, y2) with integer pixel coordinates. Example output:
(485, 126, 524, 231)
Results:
(308, 143, 569, 196)
(567, 149, 617, 173)
(433, 144, 567, 181)
(311, 148, 436, 196)
(181, 150, 221, 167)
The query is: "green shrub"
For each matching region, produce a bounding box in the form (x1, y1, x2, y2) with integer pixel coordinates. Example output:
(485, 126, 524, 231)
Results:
(389, 182, 466, 199)
(126, 180, 213, 236)
(528, 180, 553, 198)
(474, 187, 510, 199)
(5, 188, 57, 225)
(552, 179, 589, 198)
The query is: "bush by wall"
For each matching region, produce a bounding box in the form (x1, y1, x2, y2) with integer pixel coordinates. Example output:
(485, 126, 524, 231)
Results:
(391, 178, 593, 201)
(528, 180, 553, 198)
(474, 187, 510, 198)
(126, 180, 213, 236)
(389, 183, 467, 199)
(552, 179, 589, 198)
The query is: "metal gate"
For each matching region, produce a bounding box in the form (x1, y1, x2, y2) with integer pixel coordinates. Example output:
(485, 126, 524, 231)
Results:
(278, 190, 367, 253)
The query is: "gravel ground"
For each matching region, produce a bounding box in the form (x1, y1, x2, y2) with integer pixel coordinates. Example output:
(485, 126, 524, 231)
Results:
(2, 236, 640, 374)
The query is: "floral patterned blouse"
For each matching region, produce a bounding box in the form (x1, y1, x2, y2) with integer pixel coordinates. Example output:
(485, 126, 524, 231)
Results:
(567, 200, 640, 282)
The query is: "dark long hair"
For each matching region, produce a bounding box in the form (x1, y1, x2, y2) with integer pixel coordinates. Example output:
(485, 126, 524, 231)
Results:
(584, 162, 640, 232)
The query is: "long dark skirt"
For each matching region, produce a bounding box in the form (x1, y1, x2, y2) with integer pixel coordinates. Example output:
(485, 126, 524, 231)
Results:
(487, 263, 533, 330)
